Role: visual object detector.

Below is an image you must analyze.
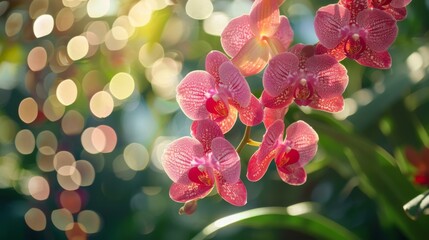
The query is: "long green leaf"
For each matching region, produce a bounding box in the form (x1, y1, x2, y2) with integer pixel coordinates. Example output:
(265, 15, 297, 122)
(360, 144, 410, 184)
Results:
(192, 203, 359, 240)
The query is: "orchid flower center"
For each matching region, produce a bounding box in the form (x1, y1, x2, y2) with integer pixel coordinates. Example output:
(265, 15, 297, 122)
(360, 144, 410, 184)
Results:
(188, 152, 219, 186)
(344, 34, 366, 59)
(188, 167, 213, 186)
(205, 92, 229, 118)
(293, 78, 314, 106)
(275, 147, 300, 173)
(372, 0, 392, 8)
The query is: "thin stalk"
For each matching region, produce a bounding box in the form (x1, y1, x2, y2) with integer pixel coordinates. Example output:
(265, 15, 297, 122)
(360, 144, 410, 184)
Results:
(236, 126, 261, 153)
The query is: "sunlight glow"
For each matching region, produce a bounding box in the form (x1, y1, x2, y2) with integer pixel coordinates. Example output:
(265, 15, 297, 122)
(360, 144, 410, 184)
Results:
(33, 14, 54, 38)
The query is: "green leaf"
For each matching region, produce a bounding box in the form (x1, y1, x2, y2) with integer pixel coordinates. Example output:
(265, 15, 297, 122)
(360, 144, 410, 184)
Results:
(192, 203, 359, 240)
(403, 190, 429, 220)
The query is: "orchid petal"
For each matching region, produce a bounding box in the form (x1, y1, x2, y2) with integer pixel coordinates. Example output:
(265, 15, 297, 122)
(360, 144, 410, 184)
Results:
(314, 4, 351, 49)
(205, 50, 230, 84)
(384, 6, 407, 21)
(232, 38, 270, 76)
(261, 90, 294, 109)
(263, 107, 288, 129)
(259, 119, 284, 162)
(285, 121, 318, 166)
(357, 9, 398, 52)
(309, 96, 344, 113)
(272, 16, 294, 51)
(215, 172, 247, 206)
(247, 149, 277, 182)
(162, 137, 205, 184)
(234, 95, 264, 126)
(218, 61, 251, 107)
(390, 0, 411, 8)
(250, 0, 280, 37)
(263, 52, 299, 97)
(356, 48, 392, 69)
(177, 71, 214, 120)
(315, 42, 347, 61)
(190, 120, 224, 152)
(306, 55, 348, 98)
(277, 166, 307, 185)
(211, 137, 240, 183)
(211, 104, 238, 133)
(221, 15, 254, 58)
(169, 182, 213, 203)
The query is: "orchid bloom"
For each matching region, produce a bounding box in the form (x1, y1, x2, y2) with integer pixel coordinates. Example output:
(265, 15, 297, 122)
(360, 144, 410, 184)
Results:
(367, 0, 411, 21)
(261, 44, 349, 113)
(221, 0, 293, 76)
(162, 119, 247, 206)
(176, 51, 263, 133)
(314, 1, 398, 69)
(247, 120, 318, 185)
(405, 146, 429, 186)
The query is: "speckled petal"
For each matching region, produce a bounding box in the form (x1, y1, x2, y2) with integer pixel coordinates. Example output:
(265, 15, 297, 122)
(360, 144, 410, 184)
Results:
(261, 90, 294, 109)
(277, 166, 307, 185)
(211, 104, 238, 133)
(356, 9, 398, 52)
(285, 121, 318, 166)
(191, 120, 224, 152)
(221, 15, 254, 58)
(390, 0, 411, 8)
(177, 71, 215, 120)
(263, 52, 299, 97)
(383, 6, 407, 21)
(356, 48, 392, 69)
(205, 50, 230, 84)
(234, 95, 264, 126)
(218, 61, 251, 107)
(215, 172, 247, 206)
(169, 182, 213, 203)
(232, 37, 270, 76)
(247, 149, 277, 182)
(263, 107, 288, 129)
(314, 4, 350, 49)
(272, 16, 294, 51)
(250, 0, 280, 37)
(162, 137, 205, 184)
(309, 96, 344, 113)
(211, 137, 240, 183)
(315, 42, 347, 61)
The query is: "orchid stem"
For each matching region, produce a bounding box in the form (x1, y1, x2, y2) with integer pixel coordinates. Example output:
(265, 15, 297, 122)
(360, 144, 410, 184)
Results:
(236, 126, 261, 153)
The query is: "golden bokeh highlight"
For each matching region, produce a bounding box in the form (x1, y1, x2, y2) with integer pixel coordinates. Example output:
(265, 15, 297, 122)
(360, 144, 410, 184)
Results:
(65, 223, 87, 240)
(113, 155, 136, 181)
(185, 0, 214, 20)
(139, 42, 164, 68)
(25, 208, 47, 231)
(5, 12, 23, 37)
(56, 7, 74, 32)
(75, 160, 95, 186)
(203, 12, 230, 36)
(37, 151, 55, 172)
(87, 0, 110, 18)
(61, 110, 85, 135)
(81, 127, 97, 154)
(104, 30, 128, 51)
(29, 0, 49, 19)
(57, 168, 81, 191)
(60, 190, 82, 214)
(56, 79, 78, 106)
(18, 97, 38, 124)
(36, 130, 58, 155)
(89, 91, 114, 118)
(109, 72, 135, 100)
(86, 21, 109, 45)
(128, 1, 152, 27)
(53, 151, 76, 175)
(62, 0, 83, 8)
(15, 129, 35, 155)
(43, 95, 65, 121)
(28, 176, 50, 200)
(51, 208, 74, 231)
(124, 143, 149, 171)
(67, 36, 89, 61)
(112, 16, 135, 40)
(78, 210, 101, 234)
(28, 46, 48, 71)
(149, 57, 182, 100)
(33, 14, 54, 38)
(96, 125, 117, 153)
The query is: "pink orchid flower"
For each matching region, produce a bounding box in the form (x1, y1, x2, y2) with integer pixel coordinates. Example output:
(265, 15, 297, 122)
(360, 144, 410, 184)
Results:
(314, 1, 398, 69)
(162, 119, 247, 206)
(221, 0, 293, 76)
(262, 44, 349, 113)
(176, 51, 263, 133)
(367, 0, 411, 21)
(247, 119, 318, 185)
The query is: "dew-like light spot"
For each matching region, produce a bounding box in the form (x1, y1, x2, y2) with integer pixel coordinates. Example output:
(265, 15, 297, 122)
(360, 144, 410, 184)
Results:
(43, 95, 65, 122)
(15, 129, 35, 155)
(36, 130, 58, 155)
(128, 1, 152, 27)
(34, 14, 54, 38)
(28, 47, 47, 71)
(89, 91, 114, 118)
(91, 127, 106, 153)
(139, 42, 164, 68)
(65, 223, 87, 240)
(104, 30, 127, 51)
(25, 208, 46, 231)
(28, 176, 50, 201)
(62, 0, 83, 8)
(124, 143, 149, 171)
(18, 97, 38, 124)
(96, 125, 117, 153)
(0, 1, 10, 17)
(29, 0, 49, 19)
(78, 210, 101, 234)
(67, 36, 89, 61)
(5, 12, 23, 37)
(203, 12, 230, 36)
(51, 208, 74, 231)
(56, 7, 74, 32)
(113, 155, 136, 180)
(81, 127, 98, 154)
(75, 160, 95, 186)
(186, 0, 213, 20)
(150, 58, 181, 100)
(54, 151, 76, 176)
(56, 79, 78, 106)
(37, 151, 55, 172)
(86, 21, 109, 45)
(61, 110, 85, 135)
(109, 72, 135, 100)
(57, 168, 81, 191)
(112, 16, 135, 40)
(60, 190, 82, 214)
(87, 0, 110, 18)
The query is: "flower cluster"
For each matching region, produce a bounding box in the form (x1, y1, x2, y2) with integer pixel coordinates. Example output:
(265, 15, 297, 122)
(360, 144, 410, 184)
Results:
(162, 0, 410, 212)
